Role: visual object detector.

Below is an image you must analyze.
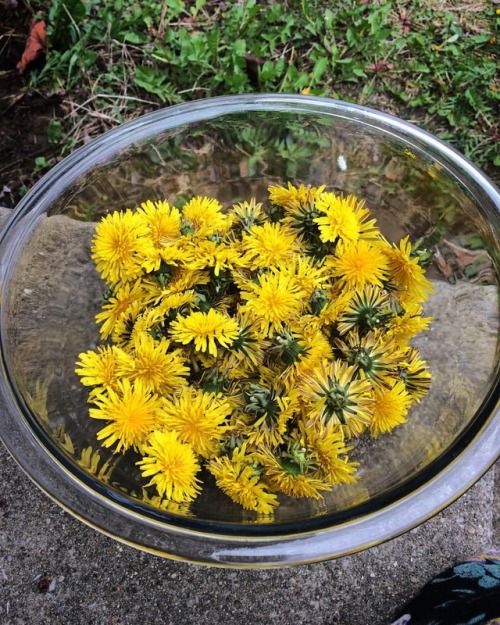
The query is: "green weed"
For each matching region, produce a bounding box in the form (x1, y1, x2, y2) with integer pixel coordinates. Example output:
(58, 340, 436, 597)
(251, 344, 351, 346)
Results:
(26, 0, 499, 179)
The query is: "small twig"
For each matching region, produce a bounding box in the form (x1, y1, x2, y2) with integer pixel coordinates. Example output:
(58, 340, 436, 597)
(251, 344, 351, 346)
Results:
(62, 100, 120, 123)
(93, 93, 158, 106)
(157, 2, 168, 39)
(0, 92, 25, 116)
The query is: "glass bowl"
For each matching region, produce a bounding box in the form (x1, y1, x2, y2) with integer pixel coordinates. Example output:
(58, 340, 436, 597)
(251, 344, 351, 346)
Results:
(0, 94, 498, 568)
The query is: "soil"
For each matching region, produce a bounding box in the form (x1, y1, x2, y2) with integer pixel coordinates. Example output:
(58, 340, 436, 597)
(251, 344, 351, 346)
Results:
(0, 1, 61, 208)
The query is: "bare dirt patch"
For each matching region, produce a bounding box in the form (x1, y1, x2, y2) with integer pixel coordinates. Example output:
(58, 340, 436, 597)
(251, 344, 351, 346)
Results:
(0, 2, 61, 208)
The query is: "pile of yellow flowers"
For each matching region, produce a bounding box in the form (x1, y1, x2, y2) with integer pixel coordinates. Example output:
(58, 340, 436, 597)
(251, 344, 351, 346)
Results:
(76, 183, 433, 516)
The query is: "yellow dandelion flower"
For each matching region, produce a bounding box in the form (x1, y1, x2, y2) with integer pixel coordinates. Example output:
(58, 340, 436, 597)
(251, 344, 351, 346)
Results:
(119, 334, 189, 394)
(182, 196, 232, 236)
(158, 240, 189, 267)
(95, 280, 147, 340)
(161, 387, 232, 458)
(334, 330, 401, 387)
(91, 209, 149, 285)
(242, 222, 299, 269)
(350, 197, 382, 241)
(90, 379, 163, 452)
(137, 430, 202, 502)
(192, 350, 218, 371)
(264, 328, 308, 371)
(237, 384, 300, 448)
(229, 266, 256, 293)
(369, 380, 412, 438)
(281, 326, 333, 389)
(141, 268, 210, 303)
(300, 359, 373, 437)
(184, 239, 243, 276)
(207, 448, 278, 515)
(154, 290, 198, 315)
(397, 347, 431, 402)
(386, 310, 432, 348)
(249, 363, 280, 389)
(224, 357, 257, 382)
(314, 192, 361, 244)
(138, 240, 181, 274)
(171, 269, 212, 294)
(259, 449, 331, 499)
(219, 313, 267, 371)
(304, 287, 353, 328)
(327, 239, 389, 290)
(232, 198, 266, 233)
(304, 427, 359, 485)
(268, 182, 325, 209)
(128, 309, 166, 343)
(385, 236, 434, 306)
(128, 293, 197, 343)
(110, 299, 145, 350)
(337, 285, 392, 336)
(267, 470, 331, 498)
(137, 199, 181, 245)
(75, 345, 125, 392)
(240, 269, 306, 337)
(285, 254, 329, 299)
(169, 308, 240, 357)
(134, 200, 182, 273)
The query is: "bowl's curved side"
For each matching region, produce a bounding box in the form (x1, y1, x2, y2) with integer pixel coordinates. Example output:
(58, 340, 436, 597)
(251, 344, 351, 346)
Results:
(0, 367, 497, 567)
(0, 95, 499, 566)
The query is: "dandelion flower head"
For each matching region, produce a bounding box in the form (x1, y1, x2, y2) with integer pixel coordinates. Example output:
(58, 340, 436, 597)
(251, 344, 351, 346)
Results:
(78, 183, 433, 516)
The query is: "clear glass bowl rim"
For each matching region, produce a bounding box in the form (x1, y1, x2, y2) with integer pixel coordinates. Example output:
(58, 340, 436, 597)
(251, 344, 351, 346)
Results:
(0, 93, 499, 567)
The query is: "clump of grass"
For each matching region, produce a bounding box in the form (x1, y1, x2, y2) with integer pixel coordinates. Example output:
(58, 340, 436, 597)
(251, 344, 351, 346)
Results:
(26, 0, 499, 179)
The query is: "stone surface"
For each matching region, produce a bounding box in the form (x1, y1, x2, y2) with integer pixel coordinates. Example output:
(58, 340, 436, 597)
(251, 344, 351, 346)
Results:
(0, 443, 497, 625)
(0, 206, 498, 625)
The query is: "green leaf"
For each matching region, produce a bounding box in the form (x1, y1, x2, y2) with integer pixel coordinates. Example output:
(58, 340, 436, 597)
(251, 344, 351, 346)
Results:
(166, 0, 186, 19)
(122, 31, 148, 44)
(324, 8, 334, 30)
(48, 0, 88, 50)
(346, 27, 357, 47)
(191, 0, 206, 15)
(134, 66, 177, 102)
(233, 39, 246, 57)
(352, 66, 368, 78)
(35, 156, 49, 169)
(469, 34, 492, 44)
(47, 120, 63, 144)
(312, 57, 328, 82)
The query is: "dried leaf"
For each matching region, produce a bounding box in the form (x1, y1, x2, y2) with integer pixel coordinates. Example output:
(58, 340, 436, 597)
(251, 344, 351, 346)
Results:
(443, 240, 489, 271)
(435, 240, 494, 284)
(383, 157, 406, 181)
(433, 247, 454, 281)
(16, 20, 47, 73)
